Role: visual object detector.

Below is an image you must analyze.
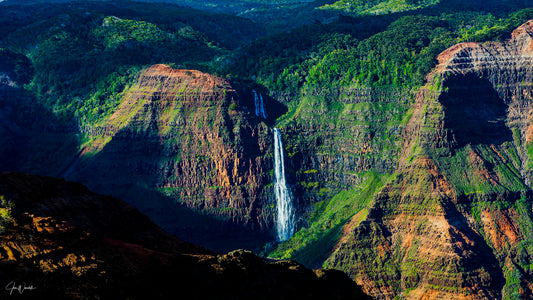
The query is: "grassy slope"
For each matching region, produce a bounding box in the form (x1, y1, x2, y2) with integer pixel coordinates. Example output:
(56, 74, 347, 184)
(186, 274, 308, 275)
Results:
(268, 172, 390, 267)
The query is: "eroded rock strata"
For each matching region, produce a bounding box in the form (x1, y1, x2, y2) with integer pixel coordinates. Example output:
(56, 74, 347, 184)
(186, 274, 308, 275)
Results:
(7, 19, 533, 300)
(65, 65, 277, 249)
(325, 20, 533, 299)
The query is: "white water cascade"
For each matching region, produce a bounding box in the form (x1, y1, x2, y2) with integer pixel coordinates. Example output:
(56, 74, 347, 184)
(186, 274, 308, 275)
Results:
(253, 90, 268, 119)
(273, 128, 295, 241)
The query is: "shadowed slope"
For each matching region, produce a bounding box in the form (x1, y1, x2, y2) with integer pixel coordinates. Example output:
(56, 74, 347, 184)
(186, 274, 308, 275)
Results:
(0, 172, 370, 299)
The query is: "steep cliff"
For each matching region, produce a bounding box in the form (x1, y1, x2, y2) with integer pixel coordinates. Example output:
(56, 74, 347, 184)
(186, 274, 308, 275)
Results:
(325, 20, 533, 299)
(268, 82, 410, 267)
(64, 64, 280, 250)
(0, 172, 369, 299)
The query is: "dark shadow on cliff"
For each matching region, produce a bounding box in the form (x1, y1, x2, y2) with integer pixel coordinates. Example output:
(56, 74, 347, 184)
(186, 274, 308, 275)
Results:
(440, 75, 512, 147)
(122, 184, 273, 253)
(65, 125, 273, 253)
(0, 52, 79, 177)
(69, 151, 273, 253)
(0, 87, 80, 176)
(0, 172, 369, 299)
(441, 199, 506, 297)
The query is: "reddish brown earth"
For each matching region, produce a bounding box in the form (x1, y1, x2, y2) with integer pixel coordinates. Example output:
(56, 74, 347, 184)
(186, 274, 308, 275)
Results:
(325, 20, 533, 299)
(65, 64, 278, 250)
(0, 172, 369, 299)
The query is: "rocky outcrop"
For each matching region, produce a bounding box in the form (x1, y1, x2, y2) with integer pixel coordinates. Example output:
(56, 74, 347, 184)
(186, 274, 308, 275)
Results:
(65, 64, 278, 250)
(325, 20, 533, 299)
(0, 172, 369, 299)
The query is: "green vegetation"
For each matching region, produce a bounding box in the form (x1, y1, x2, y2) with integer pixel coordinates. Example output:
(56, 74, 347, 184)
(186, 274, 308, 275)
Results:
(306, 15, 449, 89)
(2, 1, 533, 296)
(233, 8, 533, 95)
(433, 143, 527, 197)
(20, 13, 215, 126)
(268, 172, 389, 268)
(320, 0, 440, 16)
(0, 195, 14, 233)
(0, 1, 260, 128)
(319, 0, 530, 17)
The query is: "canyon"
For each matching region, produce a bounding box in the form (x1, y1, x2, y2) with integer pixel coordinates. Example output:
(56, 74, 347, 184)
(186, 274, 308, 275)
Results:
(62, 21, 533, 297)
(325, 20, 533, 299)
(1, 1, 533, 298)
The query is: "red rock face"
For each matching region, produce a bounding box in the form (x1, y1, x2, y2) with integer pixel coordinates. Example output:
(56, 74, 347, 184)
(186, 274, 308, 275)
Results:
(65, 64, 275, 249)
(0, 172, 369, 299)
(326, 20, 533, 299)
(436, 21, 533, 76)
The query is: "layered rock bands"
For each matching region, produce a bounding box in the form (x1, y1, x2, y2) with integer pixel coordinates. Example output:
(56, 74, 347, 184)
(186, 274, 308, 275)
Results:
(326, 20, 533, 299)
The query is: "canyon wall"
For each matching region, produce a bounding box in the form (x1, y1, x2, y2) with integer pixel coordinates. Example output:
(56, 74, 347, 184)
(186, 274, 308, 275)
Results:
(325, 20, 533, 299)
(282, 87, 410, 216)
(5, 18, 533, 299)
(65, 65, 277, 250)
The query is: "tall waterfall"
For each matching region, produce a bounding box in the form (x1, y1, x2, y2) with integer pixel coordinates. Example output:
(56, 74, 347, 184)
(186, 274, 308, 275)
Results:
(273, 128, 294, 241)
(253, 90, 268, 119)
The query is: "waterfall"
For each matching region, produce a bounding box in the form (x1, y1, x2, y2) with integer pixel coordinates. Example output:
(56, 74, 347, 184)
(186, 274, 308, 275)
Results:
(273, 128, 294, 241)
(253, 90, 268, 119)
(259, 93, 268, 119)
(254, 90, 260, 117)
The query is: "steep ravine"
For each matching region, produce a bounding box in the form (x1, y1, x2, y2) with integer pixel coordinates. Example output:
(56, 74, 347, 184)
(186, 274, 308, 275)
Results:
(267, 83, 411, 266)
(325, 20, 533, 299)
